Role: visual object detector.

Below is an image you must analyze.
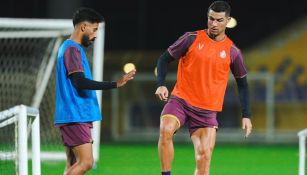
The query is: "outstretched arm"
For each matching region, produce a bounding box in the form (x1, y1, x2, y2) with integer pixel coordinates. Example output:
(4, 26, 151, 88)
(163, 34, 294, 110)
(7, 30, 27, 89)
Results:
(235, 76, 252, 138)
(70, 70, 136, 90)
(70, 72, 116, 90)
(64, 46, 135, 90)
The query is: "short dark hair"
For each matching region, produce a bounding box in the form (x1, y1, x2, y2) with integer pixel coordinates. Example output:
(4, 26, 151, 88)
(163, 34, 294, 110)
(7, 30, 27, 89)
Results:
(208, 1, 231, 17)
(72, 7, 104, 27)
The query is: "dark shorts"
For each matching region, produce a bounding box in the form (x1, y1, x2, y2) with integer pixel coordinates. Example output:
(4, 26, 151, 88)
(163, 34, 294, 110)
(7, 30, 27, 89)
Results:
(58, 123, 93, 147)
(161, 96, 218, 135)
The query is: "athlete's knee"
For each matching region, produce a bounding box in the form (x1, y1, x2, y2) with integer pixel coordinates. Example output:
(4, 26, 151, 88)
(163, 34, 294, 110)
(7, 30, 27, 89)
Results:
(159, 124, 176, 140)
(80, 158, 94, 172)
(196, 147, 213, 163)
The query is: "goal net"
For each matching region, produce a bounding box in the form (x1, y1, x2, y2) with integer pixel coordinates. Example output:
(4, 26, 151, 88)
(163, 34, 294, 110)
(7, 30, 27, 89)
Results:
(0, 105, 40, 175)
(0, 18, 105, 164)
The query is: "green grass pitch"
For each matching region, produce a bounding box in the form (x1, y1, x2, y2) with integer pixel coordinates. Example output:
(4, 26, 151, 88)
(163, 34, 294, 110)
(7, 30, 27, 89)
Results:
(39, 143, 299, 175)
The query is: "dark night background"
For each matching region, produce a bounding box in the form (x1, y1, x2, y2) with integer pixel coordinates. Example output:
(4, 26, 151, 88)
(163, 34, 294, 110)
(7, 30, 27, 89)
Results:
(1, 0, 307, 51)
(1, 0, 307, 146)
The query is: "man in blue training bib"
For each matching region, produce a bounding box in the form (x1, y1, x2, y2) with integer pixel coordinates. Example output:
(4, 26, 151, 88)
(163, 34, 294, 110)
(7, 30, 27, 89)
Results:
(54, 7, 136, 175)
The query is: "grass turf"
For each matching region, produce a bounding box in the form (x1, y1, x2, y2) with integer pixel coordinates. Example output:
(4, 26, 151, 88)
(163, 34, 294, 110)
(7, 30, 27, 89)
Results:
(39, 143, 299, 175)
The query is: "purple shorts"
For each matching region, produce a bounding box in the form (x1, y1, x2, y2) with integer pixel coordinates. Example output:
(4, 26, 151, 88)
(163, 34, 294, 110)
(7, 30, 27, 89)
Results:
(161, 96, 218, 135)
(58, 123, 93, 147)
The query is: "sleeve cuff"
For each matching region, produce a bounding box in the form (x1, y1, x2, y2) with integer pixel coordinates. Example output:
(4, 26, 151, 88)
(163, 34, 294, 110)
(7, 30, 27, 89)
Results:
(111, 81, 117, 88)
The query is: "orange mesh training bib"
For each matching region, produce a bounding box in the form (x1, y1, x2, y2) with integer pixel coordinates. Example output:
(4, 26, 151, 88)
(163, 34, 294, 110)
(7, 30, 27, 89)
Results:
(171, 30, 233, 111)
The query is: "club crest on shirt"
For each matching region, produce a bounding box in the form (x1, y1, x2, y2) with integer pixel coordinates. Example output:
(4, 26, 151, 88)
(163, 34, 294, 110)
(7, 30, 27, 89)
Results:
(198, 43, 204, 50)
(219, 50, 226, 59)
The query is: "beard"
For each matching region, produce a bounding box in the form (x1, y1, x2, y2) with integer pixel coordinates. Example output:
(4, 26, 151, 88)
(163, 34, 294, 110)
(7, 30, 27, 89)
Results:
(207, 28, 219, 39)
(81, 34, 95, 47)
(208, 32, 217, 39)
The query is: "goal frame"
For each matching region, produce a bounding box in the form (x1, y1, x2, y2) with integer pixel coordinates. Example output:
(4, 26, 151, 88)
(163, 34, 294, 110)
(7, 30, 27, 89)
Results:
(298, 128, 307, 175)
(0, 105, 40, 175)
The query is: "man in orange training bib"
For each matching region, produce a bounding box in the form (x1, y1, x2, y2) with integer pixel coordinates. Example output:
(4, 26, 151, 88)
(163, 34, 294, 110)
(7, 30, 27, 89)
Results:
(155, 1, 252, 175)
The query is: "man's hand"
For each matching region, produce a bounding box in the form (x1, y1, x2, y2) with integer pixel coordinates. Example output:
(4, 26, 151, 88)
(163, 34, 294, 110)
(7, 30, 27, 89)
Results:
(155, 86, 169, 101)
(242, 118, 252, 138)
(116, 69, 136, 87)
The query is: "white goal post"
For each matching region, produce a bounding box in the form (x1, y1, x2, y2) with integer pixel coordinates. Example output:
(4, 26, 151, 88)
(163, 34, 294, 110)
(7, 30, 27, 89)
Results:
(0, 18, 105, 162)
(298, 128, 307, 175)
(0, 105, 40, 175)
